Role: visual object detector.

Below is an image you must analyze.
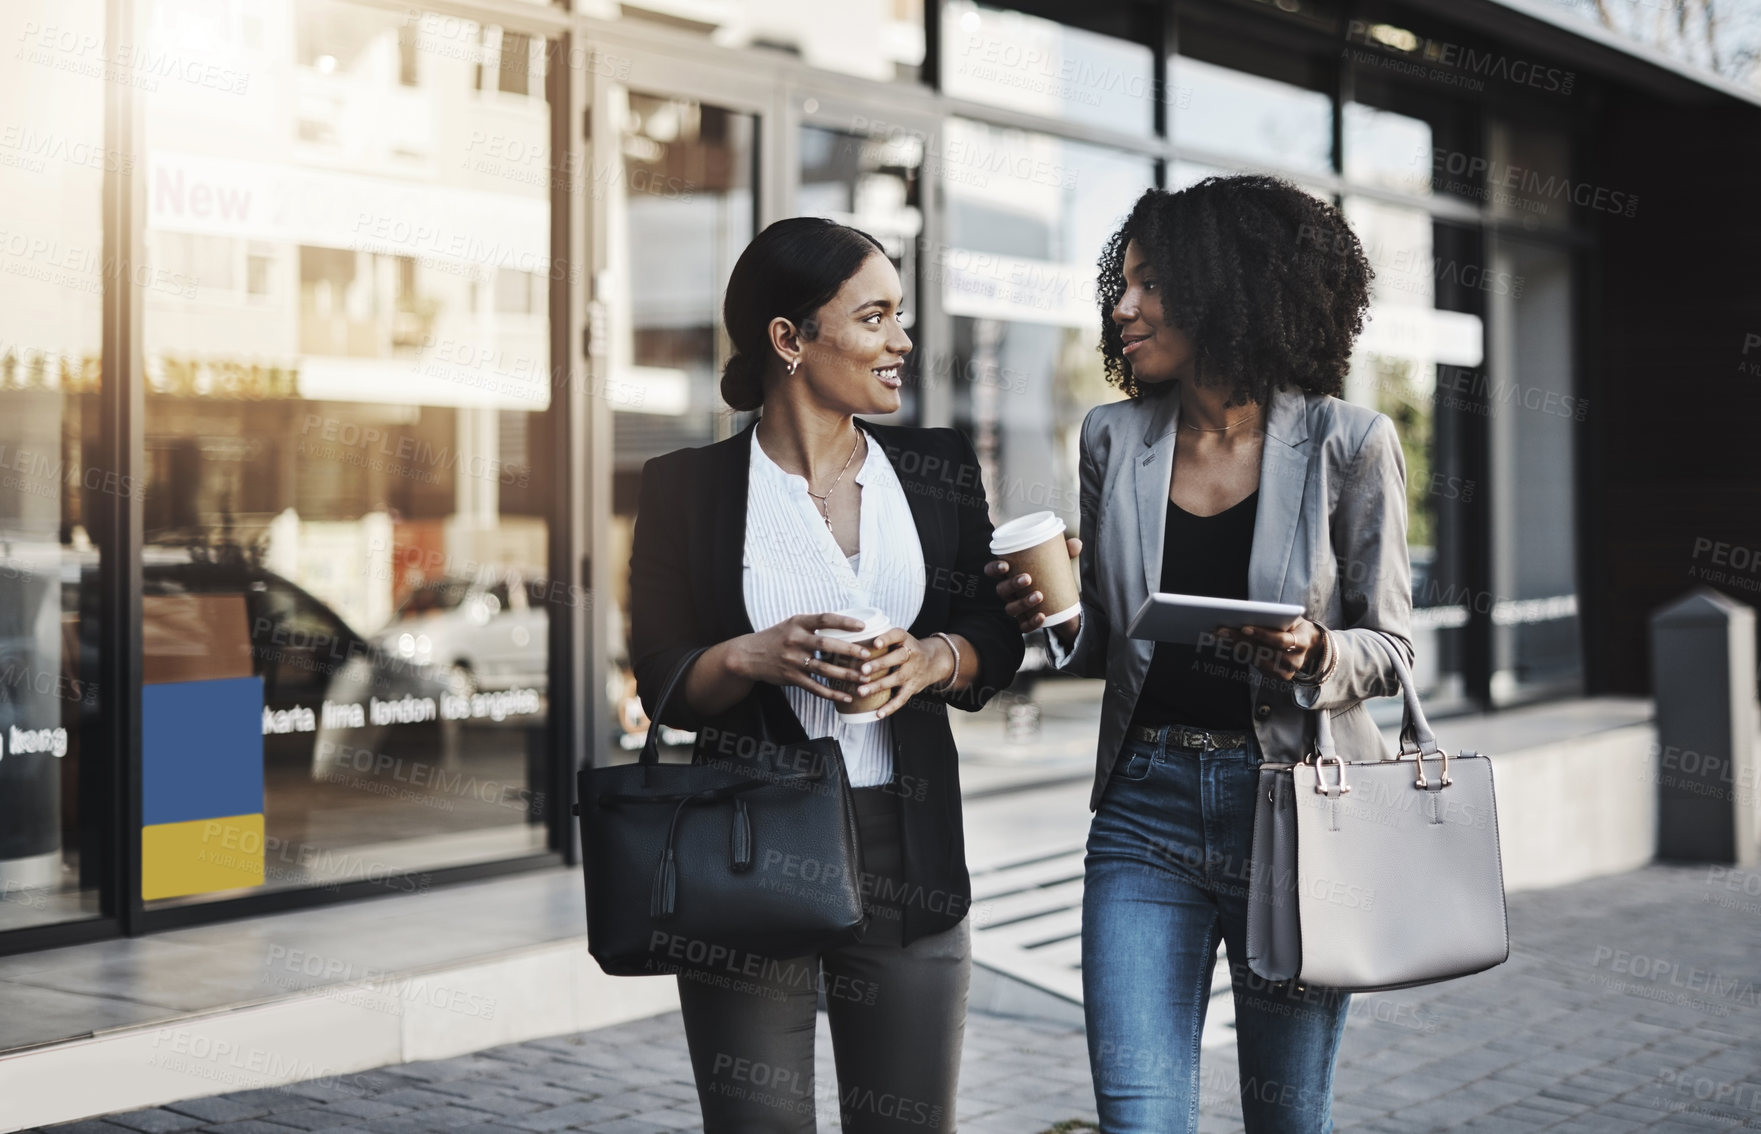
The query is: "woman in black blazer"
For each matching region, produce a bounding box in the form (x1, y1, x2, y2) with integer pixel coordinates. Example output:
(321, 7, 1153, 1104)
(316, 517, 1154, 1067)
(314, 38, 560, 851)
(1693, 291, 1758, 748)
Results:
(627, 216, 1024, 1133)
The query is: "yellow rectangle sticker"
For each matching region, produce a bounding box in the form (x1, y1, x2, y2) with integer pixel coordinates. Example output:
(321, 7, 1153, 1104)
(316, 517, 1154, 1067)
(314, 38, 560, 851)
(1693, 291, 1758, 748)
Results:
(142, 814, 266, 900)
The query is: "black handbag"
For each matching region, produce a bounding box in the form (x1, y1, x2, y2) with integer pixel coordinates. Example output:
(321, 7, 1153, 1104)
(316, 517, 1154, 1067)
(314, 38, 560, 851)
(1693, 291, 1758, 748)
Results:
(575, 647, 869, 976)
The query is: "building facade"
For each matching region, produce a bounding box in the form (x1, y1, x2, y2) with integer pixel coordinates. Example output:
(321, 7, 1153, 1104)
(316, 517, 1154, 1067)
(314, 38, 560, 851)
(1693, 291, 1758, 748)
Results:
(2, 0, 1757, 955)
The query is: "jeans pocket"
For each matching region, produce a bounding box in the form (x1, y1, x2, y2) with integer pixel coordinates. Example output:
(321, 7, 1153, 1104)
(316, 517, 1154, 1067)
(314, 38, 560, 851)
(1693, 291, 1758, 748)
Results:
(1112, 745, 1155, 783)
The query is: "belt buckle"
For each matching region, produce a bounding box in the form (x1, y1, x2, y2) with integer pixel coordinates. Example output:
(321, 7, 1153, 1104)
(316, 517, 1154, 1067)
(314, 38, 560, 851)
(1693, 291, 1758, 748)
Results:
(1177, 726, 1206, 750)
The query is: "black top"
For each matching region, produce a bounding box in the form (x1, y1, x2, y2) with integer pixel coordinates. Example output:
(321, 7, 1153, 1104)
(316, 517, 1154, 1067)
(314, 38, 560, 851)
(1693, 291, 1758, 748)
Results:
(627, 420, 1025, 945)
(1128, 490, 1259, 732)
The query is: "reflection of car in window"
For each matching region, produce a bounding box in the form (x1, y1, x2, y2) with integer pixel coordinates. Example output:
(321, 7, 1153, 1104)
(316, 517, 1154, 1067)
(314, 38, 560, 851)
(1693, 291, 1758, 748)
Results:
(116, 552, 456, 776)
(373, 569, 547, 699)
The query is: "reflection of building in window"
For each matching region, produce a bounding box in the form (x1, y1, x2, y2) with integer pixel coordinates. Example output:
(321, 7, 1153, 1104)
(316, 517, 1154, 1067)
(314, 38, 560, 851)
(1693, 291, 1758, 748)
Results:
(799, 124, 924, 335)
(493, 268, 540, 315)
(941, 119, 1149, 527)
(246, 243, 275, 298)
(610, 92, 756, 467)
(476, 27, 536, 96)
(297, 247, 436, 357)
(152, 232, 237, 293)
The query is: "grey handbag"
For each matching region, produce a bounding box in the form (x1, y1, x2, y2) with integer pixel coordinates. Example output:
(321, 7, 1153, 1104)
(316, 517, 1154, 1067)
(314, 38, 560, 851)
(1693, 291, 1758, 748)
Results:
(1245, 637, 1509, 991)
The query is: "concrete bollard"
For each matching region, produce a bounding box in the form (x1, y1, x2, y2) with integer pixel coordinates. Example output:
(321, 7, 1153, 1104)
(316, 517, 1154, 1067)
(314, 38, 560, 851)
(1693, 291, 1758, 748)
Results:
(1648, 587, 1759, 864)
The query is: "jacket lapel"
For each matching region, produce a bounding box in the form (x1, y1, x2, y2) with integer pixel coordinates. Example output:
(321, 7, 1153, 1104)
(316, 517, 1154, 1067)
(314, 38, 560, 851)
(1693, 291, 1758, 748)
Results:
(712, 423, 759, 640)
(1135, 389, 1180, 602)
(1248, 383, 1312, 603)
(1133, 383, 1311, 607)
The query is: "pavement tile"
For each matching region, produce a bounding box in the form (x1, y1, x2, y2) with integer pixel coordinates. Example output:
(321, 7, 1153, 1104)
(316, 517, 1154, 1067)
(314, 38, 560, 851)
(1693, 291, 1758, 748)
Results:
(1544, 1119, 1648, 1134)
(310, 1098, 409, 1121)
(103, 1110, 209, 1133)
(30, 864, 1761, 1133)
(238, 1108, 340, 1131)
(504, 1099, 635, 1131)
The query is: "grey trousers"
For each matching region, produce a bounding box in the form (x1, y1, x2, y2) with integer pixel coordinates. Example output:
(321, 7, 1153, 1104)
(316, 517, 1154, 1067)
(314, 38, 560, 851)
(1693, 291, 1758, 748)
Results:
(676, 785, 972, 1133)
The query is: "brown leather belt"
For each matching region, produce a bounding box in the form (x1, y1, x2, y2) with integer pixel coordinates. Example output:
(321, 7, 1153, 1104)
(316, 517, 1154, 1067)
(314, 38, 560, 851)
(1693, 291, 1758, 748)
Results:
(1130, 724, 1252, 751)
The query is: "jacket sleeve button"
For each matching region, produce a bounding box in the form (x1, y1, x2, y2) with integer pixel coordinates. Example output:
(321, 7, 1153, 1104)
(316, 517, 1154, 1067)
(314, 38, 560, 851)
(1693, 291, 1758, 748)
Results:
(1255, 703, 1272, 720)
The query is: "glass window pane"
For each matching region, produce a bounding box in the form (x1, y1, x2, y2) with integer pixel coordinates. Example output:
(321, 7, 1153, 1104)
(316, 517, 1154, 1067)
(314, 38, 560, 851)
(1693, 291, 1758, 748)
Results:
(0, 0, 108, 933)
(611, 0, 925, 83)
(607, 90, 757, 755)
(1342, 67, 1480, 206)
(1487, 118, 1580, 231)
(1171, 55, 1333, 176)
(1342, 102, 1432, 196)
(140, 0, 555, 906)
(1343, 198, 1483, 707)
(1488, 235, 1581, 701)
(941, 121, 1153, 533)
(798, 123, 924, 418)
(943, 1, 1157, 137)
(1169, 159, 1226, 190)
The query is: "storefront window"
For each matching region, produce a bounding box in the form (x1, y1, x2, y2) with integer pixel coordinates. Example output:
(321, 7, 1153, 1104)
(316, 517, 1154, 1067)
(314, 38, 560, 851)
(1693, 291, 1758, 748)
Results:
(613, 0, 926, 83)
(1487, 118, 1577, 231)
(942, 1, 1157, 138)
(941, 119, 1150, 530)
(606, 89, 757, 752)
(0, 0, 108, 933)
(1488, 232, 1581, 701)
(1343, 198, 1483, 705)
(1342, 70, 1479, 208)
(1169, 159, 1226, 190)
(138, 0, 555, 905)
(1171, 55, 1333, 176)
(798, 123, 924, 419)
(1343, 102, 1433, 196)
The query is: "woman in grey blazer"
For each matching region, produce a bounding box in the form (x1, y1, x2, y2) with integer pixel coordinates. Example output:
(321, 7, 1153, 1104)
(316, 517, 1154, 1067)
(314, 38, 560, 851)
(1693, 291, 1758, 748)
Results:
(988, 176, 1413, 1133)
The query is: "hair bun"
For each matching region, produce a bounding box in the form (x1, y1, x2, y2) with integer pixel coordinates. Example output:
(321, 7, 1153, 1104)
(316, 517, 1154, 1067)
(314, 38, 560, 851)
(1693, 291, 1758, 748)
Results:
(720, 352, 765, 411)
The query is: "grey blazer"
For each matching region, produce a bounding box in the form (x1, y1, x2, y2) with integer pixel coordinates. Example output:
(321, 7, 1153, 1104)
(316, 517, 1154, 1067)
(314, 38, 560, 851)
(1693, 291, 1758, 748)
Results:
(1047, 381, 1415, 811)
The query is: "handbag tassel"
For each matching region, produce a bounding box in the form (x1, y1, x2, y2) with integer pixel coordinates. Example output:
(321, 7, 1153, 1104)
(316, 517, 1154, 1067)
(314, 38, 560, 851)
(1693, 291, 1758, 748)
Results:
(730, 798, 753, 873)
(650, 848, 677, 919)
(650, 795, 694, 920)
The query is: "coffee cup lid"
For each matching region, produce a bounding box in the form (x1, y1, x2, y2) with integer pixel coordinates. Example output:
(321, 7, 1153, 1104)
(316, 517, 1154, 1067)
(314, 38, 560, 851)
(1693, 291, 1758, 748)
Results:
(818, 605, 892, 641)
(990, 510, 1068, 556)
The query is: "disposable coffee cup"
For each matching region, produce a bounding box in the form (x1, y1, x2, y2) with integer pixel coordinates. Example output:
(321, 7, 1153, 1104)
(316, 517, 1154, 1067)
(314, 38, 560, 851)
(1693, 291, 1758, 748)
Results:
(990, 511, 1080, 628)
(816, 606, 895, 724)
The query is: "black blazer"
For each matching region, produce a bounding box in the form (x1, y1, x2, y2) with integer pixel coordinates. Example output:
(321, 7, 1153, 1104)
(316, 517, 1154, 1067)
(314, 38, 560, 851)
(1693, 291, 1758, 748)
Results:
(628, 418, 1025, 944)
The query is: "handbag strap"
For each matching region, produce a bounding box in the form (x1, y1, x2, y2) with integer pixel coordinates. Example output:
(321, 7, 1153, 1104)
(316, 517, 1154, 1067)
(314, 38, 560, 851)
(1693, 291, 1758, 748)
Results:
(1311, 633, 1439, 760)
(641, 646, 711, 767)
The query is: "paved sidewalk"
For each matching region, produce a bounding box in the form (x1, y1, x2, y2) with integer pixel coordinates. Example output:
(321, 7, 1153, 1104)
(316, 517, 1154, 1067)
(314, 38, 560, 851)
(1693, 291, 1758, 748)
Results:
(37, 861, 1761, 1133)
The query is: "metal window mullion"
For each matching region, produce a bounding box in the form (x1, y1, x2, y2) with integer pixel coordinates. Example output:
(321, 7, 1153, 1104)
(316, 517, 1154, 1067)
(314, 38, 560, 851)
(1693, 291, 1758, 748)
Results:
(546, 27, 585, 861)
(1462, 113, 1496, 710)
(102, 0, 146, 935)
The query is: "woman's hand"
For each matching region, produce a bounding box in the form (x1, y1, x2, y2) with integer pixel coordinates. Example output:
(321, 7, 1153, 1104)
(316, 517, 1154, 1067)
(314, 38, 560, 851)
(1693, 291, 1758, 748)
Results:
(853, 628, 954, 720)
(1216, 618, 1325, 682)
(986, 538, 1083, 641)
(727, 613, 874, 703)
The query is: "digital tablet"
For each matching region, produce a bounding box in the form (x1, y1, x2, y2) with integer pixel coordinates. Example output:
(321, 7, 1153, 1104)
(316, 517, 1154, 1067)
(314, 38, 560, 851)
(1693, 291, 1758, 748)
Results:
(1126, 593, 1305, 644)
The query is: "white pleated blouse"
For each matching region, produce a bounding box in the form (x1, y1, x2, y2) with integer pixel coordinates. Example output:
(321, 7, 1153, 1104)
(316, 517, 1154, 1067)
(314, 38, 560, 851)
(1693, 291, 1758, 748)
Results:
(742, 429, 926, 788)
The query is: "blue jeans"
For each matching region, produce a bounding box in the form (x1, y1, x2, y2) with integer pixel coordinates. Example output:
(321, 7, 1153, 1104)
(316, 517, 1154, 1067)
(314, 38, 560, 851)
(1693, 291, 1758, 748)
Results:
(1082, 731, 1350, 1133)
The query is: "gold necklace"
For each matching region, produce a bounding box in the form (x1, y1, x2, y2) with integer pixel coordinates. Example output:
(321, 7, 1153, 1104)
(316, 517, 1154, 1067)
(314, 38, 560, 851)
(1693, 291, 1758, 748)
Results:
(1180, 409, 1261, 433)
(804, 431, 862, 535)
